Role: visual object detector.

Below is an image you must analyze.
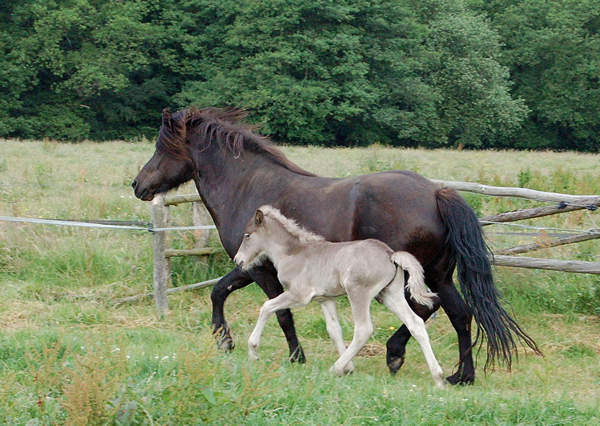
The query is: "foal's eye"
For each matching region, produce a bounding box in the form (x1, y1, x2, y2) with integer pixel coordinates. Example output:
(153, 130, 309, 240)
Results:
(243, 233, 250, 239)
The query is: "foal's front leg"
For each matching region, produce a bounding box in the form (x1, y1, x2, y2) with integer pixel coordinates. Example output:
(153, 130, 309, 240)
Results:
(248, 292, 305, 361)
(320, 299, 354, 374)
(250, 265, 306, 363)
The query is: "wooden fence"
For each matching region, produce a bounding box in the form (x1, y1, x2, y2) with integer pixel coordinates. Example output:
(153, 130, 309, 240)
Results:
(134, 181, 600, 317)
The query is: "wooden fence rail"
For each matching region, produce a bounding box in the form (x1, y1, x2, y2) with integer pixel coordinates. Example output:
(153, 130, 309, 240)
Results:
(430, 179, 600, 205)
(492, 256, 600, 274)
(141, 180, 599, 316)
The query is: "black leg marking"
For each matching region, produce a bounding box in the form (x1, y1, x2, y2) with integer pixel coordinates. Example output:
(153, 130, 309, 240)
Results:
(437, 283, 475, 385)
(210, 267, 253, 351)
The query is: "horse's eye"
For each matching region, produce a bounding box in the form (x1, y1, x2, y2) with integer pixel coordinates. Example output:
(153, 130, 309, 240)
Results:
(244, 233, 250, 239)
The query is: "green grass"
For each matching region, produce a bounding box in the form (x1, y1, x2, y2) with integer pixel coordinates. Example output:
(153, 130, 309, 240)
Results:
(1, 139, 599, 424)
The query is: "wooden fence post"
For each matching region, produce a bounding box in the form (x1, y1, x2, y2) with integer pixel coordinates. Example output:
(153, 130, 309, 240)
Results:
(151, 194, 170, 318)
(192, 201, 211, 248)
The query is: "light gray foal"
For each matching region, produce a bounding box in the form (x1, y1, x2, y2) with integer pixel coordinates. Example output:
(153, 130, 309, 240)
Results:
(234, 206, 445, 388)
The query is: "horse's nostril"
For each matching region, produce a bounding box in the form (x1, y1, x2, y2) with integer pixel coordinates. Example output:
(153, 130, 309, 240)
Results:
(131, 180, 137, 189)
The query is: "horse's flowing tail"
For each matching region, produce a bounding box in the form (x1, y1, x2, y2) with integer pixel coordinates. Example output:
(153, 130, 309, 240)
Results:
(435, 187, 541, 369)
(391, 251, 436, 309)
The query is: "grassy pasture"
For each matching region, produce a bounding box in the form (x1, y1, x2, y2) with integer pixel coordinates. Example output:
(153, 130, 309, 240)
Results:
(0, 139, 599, 424)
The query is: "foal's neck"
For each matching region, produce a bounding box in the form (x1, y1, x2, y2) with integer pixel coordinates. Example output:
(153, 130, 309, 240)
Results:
(263, 225, 304, 269)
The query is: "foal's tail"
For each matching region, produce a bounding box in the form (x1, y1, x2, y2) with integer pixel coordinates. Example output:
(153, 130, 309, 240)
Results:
(435, 187, 541, 369)
(391, 251, 436, 309)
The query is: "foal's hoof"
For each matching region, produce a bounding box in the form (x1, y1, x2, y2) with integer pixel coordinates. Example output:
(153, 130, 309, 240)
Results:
(289, 346, 306, 364)
(329, 365, 345, 377)
(446, 372, 475, 386)
(387, 356, 404, 375)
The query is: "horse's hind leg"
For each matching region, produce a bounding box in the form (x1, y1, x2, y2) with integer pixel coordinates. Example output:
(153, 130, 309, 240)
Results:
(381, 281, 444, 388)
(250, 265, 306, 363)
(330, 293, 373, 376)
(437, 281, 475, 385)
(320, 299, 354, 374)
(211, 267, 253, 351)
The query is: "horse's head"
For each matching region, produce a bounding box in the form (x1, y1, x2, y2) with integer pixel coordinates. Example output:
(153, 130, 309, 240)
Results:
(132, 109, 195, 201)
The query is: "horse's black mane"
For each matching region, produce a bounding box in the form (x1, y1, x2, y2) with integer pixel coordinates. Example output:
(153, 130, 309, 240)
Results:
(158, 107, 315, 177)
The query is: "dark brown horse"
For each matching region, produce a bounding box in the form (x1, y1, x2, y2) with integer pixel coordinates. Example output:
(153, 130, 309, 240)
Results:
(132, 107, 540, 384)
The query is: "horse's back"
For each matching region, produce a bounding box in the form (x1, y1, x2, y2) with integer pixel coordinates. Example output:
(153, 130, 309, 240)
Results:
(350, 171, 446, 260)
(281, 170, 447, 272)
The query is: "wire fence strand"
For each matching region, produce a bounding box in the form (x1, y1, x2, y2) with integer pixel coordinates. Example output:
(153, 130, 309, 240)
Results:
(0, 216, 216, 232)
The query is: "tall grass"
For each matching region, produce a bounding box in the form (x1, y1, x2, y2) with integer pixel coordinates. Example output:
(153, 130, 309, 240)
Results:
(1, 139, 599, 423)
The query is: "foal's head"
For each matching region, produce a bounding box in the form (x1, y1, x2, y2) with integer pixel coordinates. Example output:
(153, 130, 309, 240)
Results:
(234, 206, 324, 270)
(234, 208, 269, 270)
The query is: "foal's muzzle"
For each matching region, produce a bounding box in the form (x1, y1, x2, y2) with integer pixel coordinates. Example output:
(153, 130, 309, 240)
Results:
(233, 253, 245, 269)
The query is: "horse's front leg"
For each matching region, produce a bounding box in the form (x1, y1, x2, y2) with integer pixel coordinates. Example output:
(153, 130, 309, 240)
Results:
(250, 265, 306, 363)
(211, 267, 253, 351)
(248, 291, 304, 361)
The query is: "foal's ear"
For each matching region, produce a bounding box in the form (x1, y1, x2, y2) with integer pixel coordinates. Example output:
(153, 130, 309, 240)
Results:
(255, 209, 264, 225)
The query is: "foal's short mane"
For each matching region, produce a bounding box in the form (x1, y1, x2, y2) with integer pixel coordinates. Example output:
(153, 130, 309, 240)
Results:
(158, 107, 315, 177)
(260, 205, 325, 244)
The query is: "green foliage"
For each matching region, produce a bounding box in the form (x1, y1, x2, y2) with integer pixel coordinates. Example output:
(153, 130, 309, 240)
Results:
(0, 0, 534, 148)
(469, 0, 600, 151)
(176, 0, 526, 147)
(3, 0, 598, 150)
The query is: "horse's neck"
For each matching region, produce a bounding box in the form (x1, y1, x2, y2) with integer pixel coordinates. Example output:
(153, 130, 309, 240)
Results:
(192, 150, 302, 252)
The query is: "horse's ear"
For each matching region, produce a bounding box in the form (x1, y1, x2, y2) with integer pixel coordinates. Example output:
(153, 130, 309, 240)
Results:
(255, 209, 264, 225)
(162, 108, 173, 130)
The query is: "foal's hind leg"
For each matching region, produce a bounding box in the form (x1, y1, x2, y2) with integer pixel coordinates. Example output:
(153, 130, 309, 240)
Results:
(386, 286, 441, 374)
(320, 299, 354, 374)
(330, 293, 373, 376)
(381, 281, 444, 388)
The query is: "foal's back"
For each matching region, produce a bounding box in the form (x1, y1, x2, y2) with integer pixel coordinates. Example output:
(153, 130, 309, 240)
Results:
(283, 239, 398, 298)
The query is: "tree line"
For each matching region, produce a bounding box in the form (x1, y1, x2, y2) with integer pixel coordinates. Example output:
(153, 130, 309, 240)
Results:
(1, 0, 598, 150)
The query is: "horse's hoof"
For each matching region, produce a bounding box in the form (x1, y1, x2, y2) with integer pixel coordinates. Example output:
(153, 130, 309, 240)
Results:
(289, 346, 306, 363)
(216, 335, 235, 352)
(387, 356, 404, 375)
(446, 372, 475, 386)
(214, 326, 235, 352)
